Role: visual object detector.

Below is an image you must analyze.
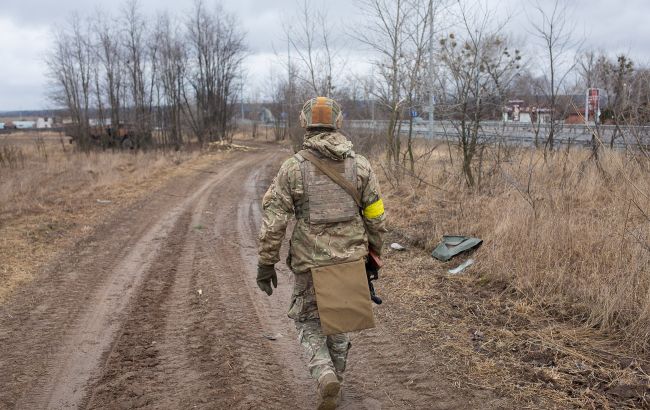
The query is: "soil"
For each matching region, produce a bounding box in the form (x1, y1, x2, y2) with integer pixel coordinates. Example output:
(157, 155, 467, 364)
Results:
(4, 141, 644, 409)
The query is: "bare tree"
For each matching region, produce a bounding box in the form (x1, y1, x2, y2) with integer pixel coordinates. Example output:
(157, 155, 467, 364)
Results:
(578, 50, 598, 92)
(355, 0, 450, 170)
(46, 0, 248, 150)
(596, 54, 634, 147)
(527, 0, 581, 153)
(266, 69, 290, 142)
(400, 0, 439, 172)
(122, 0, 155, 147)
(286, 1, 343, 97)
(95, 12, 125, 140)
(185, 0, 246, 144)
(46, 16, 95, 150)
(154, 12, 187, 148)
(356, 0, 411, 165)
(438, 0, 520, 187)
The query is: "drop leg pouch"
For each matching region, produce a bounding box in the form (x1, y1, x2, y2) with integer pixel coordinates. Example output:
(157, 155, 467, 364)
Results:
(311, 259, 376, 336)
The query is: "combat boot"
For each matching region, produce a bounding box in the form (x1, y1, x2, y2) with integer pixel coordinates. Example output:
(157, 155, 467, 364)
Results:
(317, 371, 341, 410)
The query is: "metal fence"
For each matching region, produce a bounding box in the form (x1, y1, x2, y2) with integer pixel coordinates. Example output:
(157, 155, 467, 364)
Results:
(344, 120, 650, 149)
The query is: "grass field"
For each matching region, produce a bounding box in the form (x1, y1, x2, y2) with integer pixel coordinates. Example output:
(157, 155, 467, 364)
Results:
(375, 141, 650, 406)
(380, 141, 650, 348)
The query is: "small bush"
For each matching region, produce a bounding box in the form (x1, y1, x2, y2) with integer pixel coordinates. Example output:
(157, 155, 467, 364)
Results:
(0, 145, 25, 169)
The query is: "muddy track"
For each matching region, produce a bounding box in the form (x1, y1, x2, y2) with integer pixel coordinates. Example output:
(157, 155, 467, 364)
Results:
(0, 143, 502, 409)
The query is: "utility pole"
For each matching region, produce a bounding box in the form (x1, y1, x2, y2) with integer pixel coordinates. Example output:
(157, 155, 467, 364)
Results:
(428, 0, 435, 139)
(240, 79, 244, 120)
(287, 29, 292, 134)
(584, 88, 589, 124)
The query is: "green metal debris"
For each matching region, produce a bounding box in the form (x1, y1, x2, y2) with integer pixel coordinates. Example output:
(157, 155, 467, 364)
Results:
(431, 235, 483, 262)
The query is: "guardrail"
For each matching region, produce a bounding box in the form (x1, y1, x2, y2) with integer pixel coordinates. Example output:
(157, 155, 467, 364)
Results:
(344, 120, 650, 149)
(346, 119, 650, 132)
(239, 119, 649, 148)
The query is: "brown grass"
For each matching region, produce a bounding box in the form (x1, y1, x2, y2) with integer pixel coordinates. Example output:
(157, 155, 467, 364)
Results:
(378, 251, 649, 408)
(380, 142, 650, 348)
(375, 141, 650, 407)
(0, 132, 215, 302)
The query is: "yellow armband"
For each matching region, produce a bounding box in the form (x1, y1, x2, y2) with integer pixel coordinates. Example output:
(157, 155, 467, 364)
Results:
(363, 199, 384, 219)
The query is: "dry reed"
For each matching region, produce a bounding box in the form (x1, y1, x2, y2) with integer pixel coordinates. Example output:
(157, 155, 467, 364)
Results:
(374, 140, 650, 407)
(379, 142, 650, 349)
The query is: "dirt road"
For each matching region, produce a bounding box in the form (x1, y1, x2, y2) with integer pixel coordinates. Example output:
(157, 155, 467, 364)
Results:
(0, 143, 502, 409)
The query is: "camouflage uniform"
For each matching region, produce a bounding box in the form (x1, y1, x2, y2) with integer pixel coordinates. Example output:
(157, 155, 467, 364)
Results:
(258, 130, 387, 381)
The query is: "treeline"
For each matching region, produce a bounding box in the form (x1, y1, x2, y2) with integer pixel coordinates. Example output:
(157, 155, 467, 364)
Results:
(266, 0, 650, 186)
(47, 0, 245, 150)
(266, 0, 523, 185)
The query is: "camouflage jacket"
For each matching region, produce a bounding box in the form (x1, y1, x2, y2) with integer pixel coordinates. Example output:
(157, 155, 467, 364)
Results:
(258, 131, 387, 274)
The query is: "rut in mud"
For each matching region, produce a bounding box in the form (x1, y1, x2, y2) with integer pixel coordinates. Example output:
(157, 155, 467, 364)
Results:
(0, 143, 503, 409)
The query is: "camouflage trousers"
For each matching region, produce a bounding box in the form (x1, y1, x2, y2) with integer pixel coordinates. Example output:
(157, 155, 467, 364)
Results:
(288, 272, 351, 380)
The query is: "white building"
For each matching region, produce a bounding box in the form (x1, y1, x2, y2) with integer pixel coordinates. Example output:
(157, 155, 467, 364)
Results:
(36, 117, 54, 128)
(14, 120, 36, 129)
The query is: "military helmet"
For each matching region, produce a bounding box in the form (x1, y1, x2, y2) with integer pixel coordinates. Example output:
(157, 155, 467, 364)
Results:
(299, 97, 343, 130)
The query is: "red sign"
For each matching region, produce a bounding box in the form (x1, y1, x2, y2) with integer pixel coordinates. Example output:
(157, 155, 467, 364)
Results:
(587, 88, 599, 118)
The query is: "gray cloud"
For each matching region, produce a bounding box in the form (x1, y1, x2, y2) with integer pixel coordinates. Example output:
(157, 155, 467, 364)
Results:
(1, 0, 649, 110)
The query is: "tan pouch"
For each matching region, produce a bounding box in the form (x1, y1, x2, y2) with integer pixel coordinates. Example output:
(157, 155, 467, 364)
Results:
(311, 259, 376, 335)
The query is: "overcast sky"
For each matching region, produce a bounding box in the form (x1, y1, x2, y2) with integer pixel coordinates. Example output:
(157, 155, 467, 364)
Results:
(1, 0, 649, 111)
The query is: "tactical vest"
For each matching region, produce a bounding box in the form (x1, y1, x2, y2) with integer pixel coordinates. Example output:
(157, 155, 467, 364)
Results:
(295, 151, 358, 224)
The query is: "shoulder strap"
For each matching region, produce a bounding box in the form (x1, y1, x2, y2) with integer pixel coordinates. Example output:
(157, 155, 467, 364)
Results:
(293, 152, 306, 162)
(299, 150, 362, 208)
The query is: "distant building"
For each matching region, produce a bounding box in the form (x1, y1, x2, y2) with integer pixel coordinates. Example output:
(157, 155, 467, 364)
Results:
(0, 118, 54, 129)
(14, 120, 36, 129)
(259, 108, 275, 123)
(36, 117, 54, 128)
(88, 118, 113, 126)
(2, 120, 17, 129)
(502, 100, 552, 124)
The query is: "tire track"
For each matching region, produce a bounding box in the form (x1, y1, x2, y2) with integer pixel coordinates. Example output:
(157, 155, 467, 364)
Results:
(85, 168, 229, 408)
(18, 162, 234, 410)
(86, 210, 195, 409)
(197, 151, 308, 409)
(0, 154, 235, 408)
(0, 150, 260, 409)
(80, 149, 310, 409)
(1, 141, 507, 409)
(236, 163, 315, 406)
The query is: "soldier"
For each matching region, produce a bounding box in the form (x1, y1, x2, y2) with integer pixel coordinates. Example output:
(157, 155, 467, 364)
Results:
(257, 97, 387, 409)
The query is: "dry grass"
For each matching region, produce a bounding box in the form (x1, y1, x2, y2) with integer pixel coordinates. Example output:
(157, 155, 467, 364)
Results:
(0, 132, 213, 302)
(375, 141, 650, 407)
(381, 143, 650, 346)
(233, 125, 279, 141)
(378, 251, 650, 408)
(1, 136, 196, 218)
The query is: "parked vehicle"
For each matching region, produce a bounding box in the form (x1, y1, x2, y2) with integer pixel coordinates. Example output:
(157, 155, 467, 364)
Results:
(66, 124, 135, 149)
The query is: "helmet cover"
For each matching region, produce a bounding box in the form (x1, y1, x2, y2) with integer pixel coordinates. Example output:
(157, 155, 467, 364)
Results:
(299, 97, 343, 130)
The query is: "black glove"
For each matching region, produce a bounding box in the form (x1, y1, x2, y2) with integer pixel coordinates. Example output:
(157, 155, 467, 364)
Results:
(256, 264, 277, 296)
